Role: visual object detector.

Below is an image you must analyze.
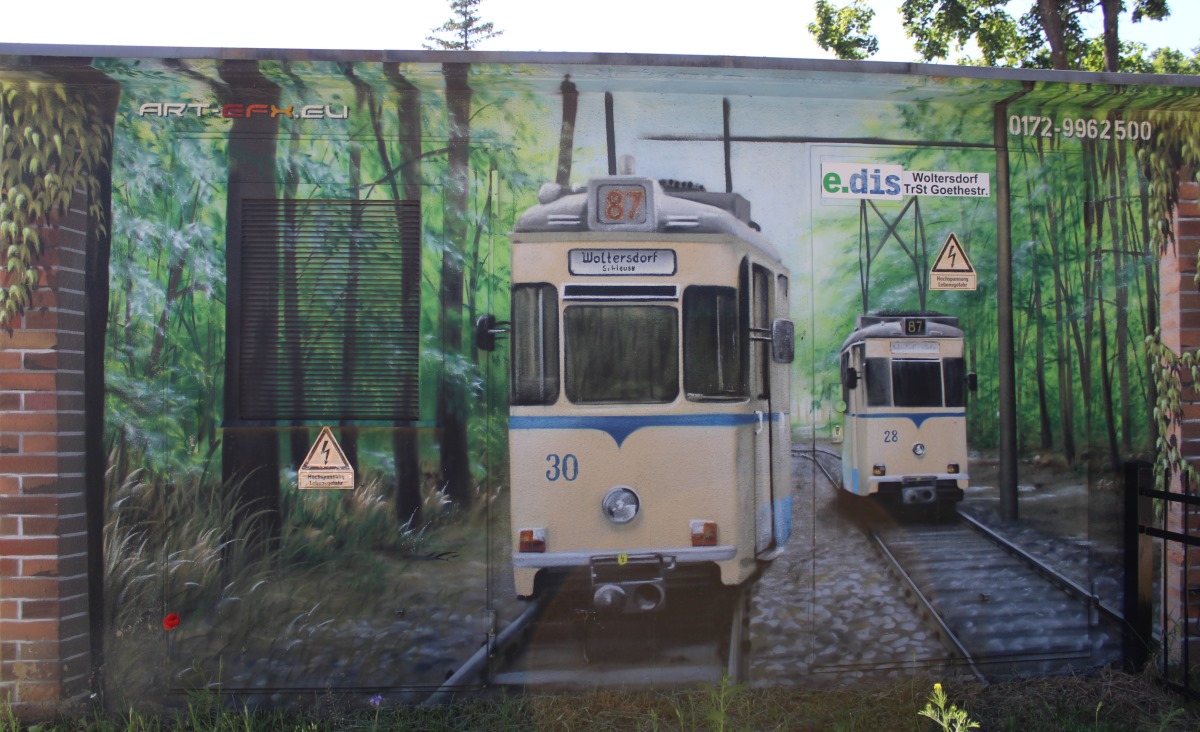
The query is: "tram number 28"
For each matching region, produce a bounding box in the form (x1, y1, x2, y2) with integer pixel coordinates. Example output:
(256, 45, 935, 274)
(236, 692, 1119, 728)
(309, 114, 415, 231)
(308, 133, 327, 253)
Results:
(882, 430, 899, 443)
(546, 453, 580, 481)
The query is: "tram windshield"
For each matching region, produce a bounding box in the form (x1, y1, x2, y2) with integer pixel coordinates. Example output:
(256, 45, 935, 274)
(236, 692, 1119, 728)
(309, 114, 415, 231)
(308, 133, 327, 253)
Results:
(564, 305, 678, 403)
(512, 283, 755, 405)
(865, 356, 967, 408)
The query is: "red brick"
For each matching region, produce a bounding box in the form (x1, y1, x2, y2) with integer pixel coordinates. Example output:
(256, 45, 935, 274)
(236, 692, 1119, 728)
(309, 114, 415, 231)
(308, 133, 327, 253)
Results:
(0, 331, 56, 350)
(18, 559, 60, 577)
(0, 372, 57, 392)
(20, 352, 57, 371)
(0, 578, 62, 600)
(0, 644, 16, 663)
(0, 434, 18, 454)
(23, 597, 84, 621)
(18, 311, 58, 331)
(52, 433, 83, 454)
(13, 476, 59, 494)
(14, 681, 63, 703)
(0, 516, 18, 534)
(57, 614, 88, 641)
(0, 495, 61, 515)
(54, 534, 86, 558)
(0, 393, 18, 410)
(27, 290, 57, 309)
(1172, 232, 1200, 256)
(0, 558, 18, 575)
(0, 538, 60, 557)
(19, 393, 58, 411)
(0, 455, 59, 475)
(0, 602, 17, 620)
(14, 641, 61, 663)
(20, 435, 59, 454)
(0, 621, 60, 643)
(16, 517, 58, 536)
(0, 413, 57, 433)
(3, 661, 59, 683)
(0, 351, 21, 369)
(55, 332, 82, 353)
(54, 371, 83, 394)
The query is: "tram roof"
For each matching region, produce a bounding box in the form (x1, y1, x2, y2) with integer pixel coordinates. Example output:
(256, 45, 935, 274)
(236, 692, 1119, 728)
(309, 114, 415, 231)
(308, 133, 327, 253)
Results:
(513, 178, 782, 262)
(841, 314, 965, 352)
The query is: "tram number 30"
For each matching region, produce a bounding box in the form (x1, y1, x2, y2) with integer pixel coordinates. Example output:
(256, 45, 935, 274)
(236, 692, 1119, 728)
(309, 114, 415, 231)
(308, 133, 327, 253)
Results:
(882, 430, 899, 443)
(545, 453, 580, 481)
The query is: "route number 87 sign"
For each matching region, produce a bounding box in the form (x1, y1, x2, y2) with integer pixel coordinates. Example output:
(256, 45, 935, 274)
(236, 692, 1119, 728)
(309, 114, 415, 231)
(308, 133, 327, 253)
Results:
(589, 178, 656, 231)
(597, 184, 647, 223)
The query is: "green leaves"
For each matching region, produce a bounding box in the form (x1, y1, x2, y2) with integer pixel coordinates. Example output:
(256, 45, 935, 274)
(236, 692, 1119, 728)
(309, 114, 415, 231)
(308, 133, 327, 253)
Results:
(1145, 328, 1200, 490)
(424, 0, 503, 51)
(0, 80, 110, 327)
(808, 0, 879, 61)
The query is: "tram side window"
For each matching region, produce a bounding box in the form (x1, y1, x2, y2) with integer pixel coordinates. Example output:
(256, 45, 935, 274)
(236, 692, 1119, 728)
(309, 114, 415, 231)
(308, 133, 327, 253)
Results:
(564, 305, 678, 404)
(865, 357, 892, 406)
(892, 359, 944, 407)
(511, 284, 559, 405)
(684, 286, 745, 400)
(943, 357, 966, 407)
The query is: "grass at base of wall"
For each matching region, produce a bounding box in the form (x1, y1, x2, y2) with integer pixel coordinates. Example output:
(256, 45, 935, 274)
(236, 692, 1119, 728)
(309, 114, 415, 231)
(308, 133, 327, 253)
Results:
(3, 668, 1199, 731)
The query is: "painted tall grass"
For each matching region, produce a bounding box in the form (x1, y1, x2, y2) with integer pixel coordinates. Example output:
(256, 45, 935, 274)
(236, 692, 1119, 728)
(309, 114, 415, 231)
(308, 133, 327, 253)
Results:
(102, 447, 499, 705)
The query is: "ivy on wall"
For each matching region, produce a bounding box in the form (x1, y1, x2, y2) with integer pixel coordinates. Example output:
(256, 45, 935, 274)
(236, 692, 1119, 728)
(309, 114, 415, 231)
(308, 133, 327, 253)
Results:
(1146, 329, 1200, 488)
(1140, 108, 1200, 487)
(0, 80, 110, 328)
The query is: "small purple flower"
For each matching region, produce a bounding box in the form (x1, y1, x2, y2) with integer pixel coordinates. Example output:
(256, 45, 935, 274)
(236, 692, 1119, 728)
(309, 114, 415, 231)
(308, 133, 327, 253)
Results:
(368, 693, 383, 708)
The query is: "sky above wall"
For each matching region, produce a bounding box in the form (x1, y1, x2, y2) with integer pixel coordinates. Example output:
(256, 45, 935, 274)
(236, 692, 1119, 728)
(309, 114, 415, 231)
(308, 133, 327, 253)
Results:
(2, 0, 1197, 65)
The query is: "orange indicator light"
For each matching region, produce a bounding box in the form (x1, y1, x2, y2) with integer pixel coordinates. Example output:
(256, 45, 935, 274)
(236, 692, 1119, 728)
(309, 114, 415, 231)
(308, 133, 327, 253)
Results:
(518, 528, 546, 553)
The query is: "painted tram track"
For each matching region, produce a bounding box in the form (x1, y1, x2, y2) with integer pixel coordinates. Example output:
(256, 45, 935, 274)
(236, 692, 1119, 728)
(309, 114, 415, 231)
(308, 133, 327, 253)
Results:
(799, 445, 1124, 683)
(868, 506, 1124, 682)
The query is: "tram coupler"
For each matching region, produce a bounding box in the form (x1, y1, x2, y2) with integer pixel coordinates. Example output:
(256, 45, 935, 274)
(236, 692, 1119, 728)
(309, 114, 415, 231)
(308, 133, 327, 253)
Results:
(589, 554, 675, 613)
(901, 478, 939, 505)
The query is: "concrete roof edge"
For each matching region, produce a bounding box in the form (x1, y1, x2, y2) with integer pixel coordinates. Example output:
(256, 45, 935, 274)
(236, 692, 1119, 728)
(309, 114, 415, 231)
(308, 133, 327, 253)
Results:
(0, 44, 1198, 90)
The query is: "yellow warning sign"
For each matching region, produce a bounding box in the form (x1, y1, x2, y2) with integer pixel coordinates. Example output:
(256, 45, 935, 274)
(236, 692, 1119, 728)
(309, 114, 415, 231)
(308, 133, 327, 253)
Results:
(929, 232, 977, 291)
(299, 426, 355, 490)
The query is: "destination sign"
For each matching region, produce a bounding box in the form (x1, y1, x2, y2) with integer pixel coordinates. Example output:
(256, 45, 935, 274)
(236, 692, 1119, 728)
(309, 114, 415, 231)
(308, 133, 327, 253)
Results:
(891, 340, 940, 354)
(569, 249, 677, 276)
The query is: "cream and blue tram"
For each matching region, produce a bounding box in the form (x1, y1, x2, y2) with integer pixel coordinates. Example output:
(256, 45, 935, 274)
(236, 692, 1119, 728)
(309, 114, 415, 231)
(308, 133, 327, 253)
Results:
(488, 174, 794, 613)
(838, 313, 976, 512)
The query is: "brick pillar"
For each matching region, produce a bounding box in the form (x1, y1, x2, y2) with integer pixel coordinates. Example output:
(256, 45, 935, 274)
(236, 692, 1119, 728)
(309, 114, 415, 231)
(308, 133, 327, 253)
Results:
(0, 190, 92, 712)
(1159, 175, 1200, 670)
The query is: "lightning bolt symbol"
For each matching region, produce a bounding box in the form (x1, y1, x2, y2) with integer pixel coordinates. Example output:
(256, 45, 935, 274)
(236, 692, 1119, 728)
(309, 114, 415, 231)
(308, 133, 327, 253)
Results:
(320, 440, 331, 465)
(948, 247, 958, 268)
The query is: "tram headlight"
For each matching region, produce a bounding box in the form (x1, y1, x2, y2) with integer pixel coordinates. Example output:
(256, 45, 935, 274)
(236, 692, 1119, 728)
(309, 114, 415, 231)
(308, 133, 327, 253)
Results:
(947, 463, 960, 474)
(912, 443, 926, 457)
(872, 464, 887, 476)
(601, 486, 640, 524)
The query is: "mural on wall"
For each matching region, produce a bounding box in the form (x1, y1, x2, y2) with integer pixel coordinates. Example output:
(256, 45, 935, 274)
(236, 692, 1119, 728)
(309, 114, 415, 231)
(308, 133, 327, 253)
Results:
(5, 54, 1190, 702)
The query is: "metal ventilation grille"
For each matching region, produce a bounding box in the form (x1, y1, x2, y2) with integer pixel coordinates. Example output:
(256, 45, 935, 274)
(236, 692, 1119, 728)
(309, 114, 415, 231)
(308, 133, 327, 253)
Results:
(238, 199, 421, 421)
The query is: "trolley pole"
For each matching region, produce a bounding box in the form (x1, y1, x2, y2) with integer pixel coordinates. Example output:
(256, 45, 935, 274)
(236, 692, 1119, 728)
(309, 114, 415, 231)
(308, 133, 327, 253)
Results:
(994, 87, 1028, 522)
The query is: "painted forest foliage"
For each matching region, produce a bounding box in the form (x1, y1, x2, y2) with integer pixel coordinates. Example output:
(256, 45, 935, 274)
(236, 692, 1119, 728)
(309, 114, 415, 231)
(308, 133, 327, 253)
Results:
(799, 94, 1164, 469)
(84, 58, 555, 691)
